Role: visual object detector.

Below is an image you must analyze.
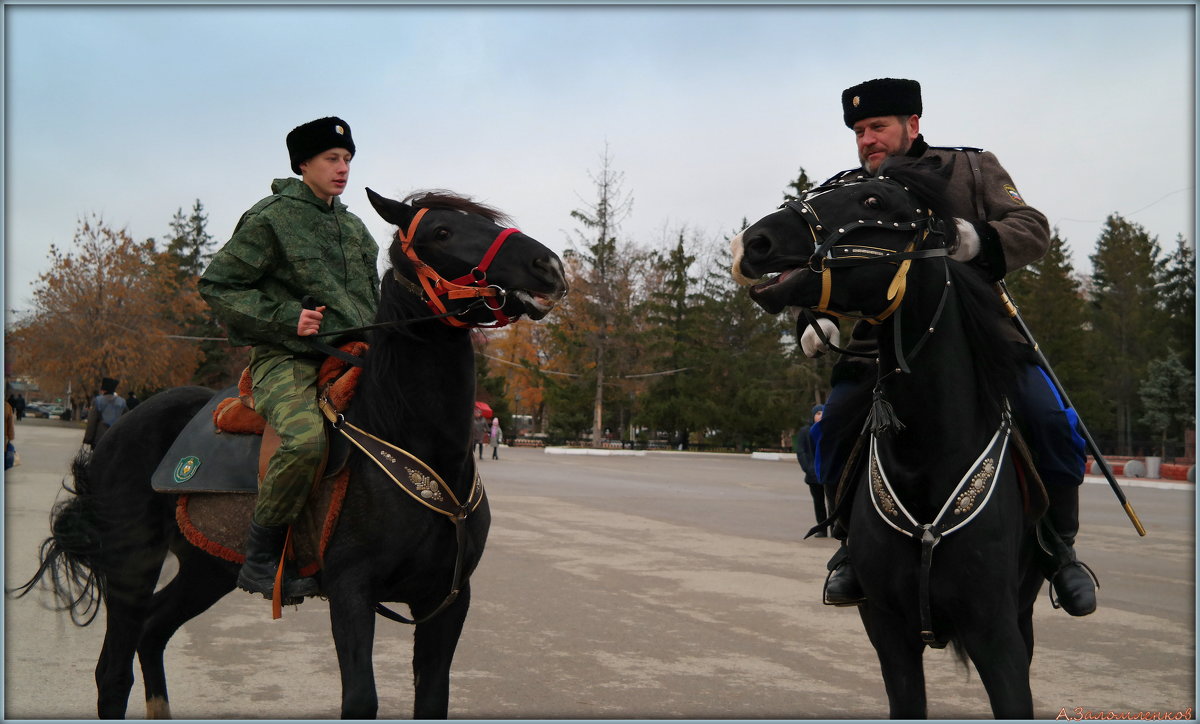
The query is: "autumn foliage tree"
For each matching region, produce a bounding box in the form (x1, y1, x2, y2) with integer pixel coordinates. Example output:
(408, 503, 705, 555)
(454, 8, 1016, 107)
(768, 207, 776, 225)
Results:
(480, 320, 556, 429)
(6, 214, 205, 407)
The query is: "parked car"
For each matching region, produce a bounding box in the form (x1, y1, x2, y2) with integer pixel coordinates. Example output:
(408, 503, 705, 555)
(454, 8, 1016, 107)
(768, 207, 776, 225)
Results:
(25, 402, 65, 419)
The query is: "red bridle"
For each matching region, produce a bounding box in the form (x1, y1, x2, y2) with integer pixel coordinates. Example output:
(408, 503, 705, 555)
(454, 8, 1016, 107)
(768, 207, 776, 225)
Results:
(397, 207, 521, 328)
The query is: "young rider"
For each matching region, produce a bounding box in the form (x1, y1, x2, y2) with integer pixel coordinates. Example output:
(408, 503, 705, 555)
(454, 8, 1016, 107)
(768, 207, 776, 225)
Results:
(199, 117, 380, 601)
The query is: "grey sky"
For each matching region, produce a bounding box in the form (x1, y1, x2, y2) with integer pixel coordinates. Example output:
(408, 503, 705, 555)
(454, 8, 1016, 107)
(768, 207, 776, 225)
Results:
(4, 3, 1194, 319)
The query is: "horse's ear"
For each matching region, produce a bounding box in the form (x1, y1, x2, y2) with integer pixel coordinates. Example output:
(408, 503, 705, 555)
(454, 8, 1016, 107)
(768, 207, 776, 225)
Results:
(366, 188, 416, 228)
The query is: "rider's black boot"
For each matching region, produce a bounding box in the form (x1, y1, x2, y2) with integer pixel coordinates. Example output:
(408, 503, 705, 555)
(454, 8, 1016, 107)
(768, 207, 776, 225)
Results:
(238, 521, 319, 601)
(1043, 485, 1097, 616)
(822, 485, 865, 606)
(824, 545, 865, 605)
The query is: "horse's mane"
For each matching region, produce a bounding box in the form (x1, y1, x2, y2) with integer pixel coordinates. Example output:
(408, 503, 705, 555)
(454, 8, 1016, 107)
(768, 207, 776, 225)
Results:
(385, 190, 515, 276)
(882, 155, 1022, 423)
(402, 190, 514, 227)
(877, 156, 960, 249)
(945, 262, 1023, 425)
(357, 272, 444, 439)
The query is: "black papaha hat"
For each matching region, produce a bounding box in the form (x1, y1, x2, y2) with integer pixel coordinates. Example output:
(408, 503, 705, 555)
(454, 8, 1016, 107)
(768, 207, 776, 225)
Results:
(286, 117, 356, 174)
(841, 78, 922, 128)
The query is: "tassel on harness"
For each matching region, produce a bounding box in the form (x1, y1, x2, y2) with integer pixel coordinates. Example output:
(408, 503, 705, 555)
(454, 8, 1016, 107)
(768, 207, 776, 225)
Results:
(865, 382, 905, 435)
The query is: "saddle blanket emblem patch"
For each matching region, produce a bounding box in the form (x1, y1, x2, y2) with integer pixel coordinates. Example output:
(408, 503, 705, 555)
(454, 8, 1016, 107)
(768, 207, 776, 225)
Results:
(1004, 184, 1026, 205)
(172, 455, 202, 484)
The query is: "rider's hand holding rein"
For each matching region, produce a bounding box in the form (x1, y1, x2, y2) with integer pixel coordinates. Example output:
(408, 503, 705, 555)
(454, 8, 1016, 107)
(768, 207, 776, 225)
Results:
(298, 305, 326, 336)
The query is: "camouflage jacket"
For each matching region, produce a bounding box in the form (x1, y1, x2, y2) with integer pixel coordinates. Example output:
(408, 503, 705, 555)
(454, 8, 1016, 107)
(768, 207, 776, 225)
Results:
(199, 177, 380, 357)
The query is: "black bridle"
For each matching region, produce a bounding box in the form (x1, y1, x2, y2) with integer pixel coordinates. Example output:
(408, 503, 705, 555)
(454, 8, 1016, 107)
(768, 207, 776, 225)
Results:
(783, 178, 953, 377)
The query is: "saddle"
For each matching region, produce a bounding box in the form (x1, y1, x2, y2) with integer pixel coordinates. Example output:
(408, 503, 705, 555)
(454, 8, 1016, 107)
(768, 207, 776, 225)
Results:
(151, 345, 365, 493)
(149, 343, 367, 573)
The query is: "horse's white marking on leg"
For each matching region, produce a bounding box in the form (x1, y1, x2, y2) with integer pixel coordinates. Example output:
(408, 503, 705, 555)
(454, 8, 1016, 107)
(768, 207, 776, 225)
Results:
(146, 696, 171, 719)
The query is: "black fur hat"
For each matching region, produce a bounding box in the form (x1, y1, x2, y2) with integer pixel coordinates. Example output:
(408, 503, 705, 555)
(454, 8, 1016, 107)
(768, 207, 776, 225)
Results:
(286, 117, 355, 174)
(842, 78, 922, 128)
(101, 377, 119, 393)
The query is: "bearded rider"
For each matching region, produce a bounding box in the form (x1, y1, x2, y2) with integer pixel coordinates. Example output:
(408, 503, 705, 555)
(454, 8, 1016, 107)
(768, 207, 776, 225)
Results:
(809, 78, 1097, 616)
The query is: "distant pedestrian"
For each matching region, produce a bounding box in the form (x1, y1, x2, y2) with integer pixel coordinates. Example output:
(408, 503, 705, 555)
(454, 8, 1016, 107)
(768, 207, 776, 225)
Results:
(5, 394, 16, 470)
(490, 417, 503, 460)
(473, 410, 487, 460)
(11, 393, 25, 421)
(126, 392, 141, 411)
(795, 404, 827, 537)
(83, 378, 128, 447)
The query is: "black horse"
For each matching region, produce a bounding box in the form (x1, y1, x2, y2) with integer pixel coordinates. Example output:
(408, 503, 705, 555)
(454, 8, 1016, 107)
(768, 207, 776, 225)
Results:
(732, 158, 1044, 718)
(14, 188, 568, 719)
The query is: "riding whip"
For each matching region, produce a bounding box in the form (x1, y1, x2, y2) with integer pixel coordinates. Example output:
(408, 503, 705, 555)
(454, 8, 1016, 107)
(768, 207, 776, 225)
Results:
(995, 280, 1147, 536)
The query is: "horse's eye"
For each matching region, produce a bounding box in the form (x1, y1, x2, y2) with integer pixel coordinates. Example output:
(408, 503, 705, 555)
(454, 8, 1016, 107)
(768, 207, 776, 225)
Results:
(434, 227, 451, 241)
(863, 196, 881, 209)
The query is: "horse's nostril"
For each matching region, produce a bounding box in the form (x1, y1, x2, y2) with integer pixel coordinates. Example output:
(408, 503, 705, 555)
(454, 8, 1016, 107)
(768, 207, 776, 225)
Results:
(744, 235, 771, 260)
(533, 257, 567, 291)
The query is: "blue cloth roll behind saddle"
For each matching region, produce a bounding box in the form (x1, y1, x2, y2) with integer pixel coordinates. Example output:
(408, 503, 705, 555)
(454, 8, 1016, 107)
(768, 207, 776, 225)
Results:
(1010, 364, 1087, 488)
(815, 362, 1086, 489)
(151, 386, 262, 493)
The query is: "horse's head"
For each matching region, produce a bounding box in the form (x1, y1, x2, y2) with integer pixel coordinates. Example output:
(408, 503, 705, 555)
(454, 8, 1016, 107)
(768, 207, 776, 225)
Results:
(367, 188, 568, 327)
(731, 157, 955, 321)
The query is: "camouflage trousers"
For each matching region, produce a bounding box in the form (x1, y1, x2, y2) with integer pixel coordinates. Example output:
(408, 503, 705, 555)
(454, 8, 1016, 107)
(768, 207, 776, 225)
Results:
(249, 349, 326, 527)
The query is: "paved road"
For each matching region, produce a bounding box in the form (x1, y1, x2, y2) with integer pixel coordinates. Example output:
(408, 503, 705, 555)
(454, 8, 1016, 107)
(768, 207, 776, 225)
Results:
(4, 420, 1194, 719)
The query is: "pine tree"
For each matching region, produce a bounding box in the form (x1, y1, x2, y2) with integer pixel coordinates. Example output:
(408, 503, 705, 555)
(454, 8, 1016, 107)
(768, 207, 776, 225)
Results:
(164, 200, 215, 280)
(783, 166, 815, 202)
(548, 144, 637, 446)
(686, 230, 803, 451)
(1088, 214, 1168, 454)
(160, 200, 244, 387)
(1158, 234, 1195, 372)
(636, 229, 703, 447)
(1003, 228, 1101, 424)
(1139, 351, 1195, 458)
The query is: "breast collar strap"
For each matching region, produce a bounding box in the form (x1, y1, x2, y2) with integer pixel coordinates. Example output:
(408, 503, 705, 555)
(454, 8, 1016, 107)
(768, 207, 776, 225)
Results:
(397, 207, 520, 328)
(867, 408, 1013, 645)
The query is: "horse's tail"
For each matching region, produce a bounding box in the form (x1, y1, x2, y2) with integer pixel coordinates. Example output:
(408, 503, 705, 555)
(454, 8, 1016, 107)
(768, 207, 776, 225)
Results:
(8, 450, 107, 626)
(950, 637, 970, 671)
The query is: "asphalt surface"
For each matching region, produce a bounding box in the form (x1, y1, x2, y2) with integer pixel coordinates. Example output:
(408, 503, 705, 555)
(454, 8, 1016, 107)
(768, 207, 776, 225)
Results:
(3, 419, 1194, 720)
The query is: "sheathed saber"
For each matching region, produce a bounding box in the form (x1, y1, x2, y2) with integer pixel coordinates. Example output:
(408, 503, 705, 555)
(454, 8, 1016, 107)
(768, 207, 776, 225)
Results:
(996, 280, 1147, 536)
